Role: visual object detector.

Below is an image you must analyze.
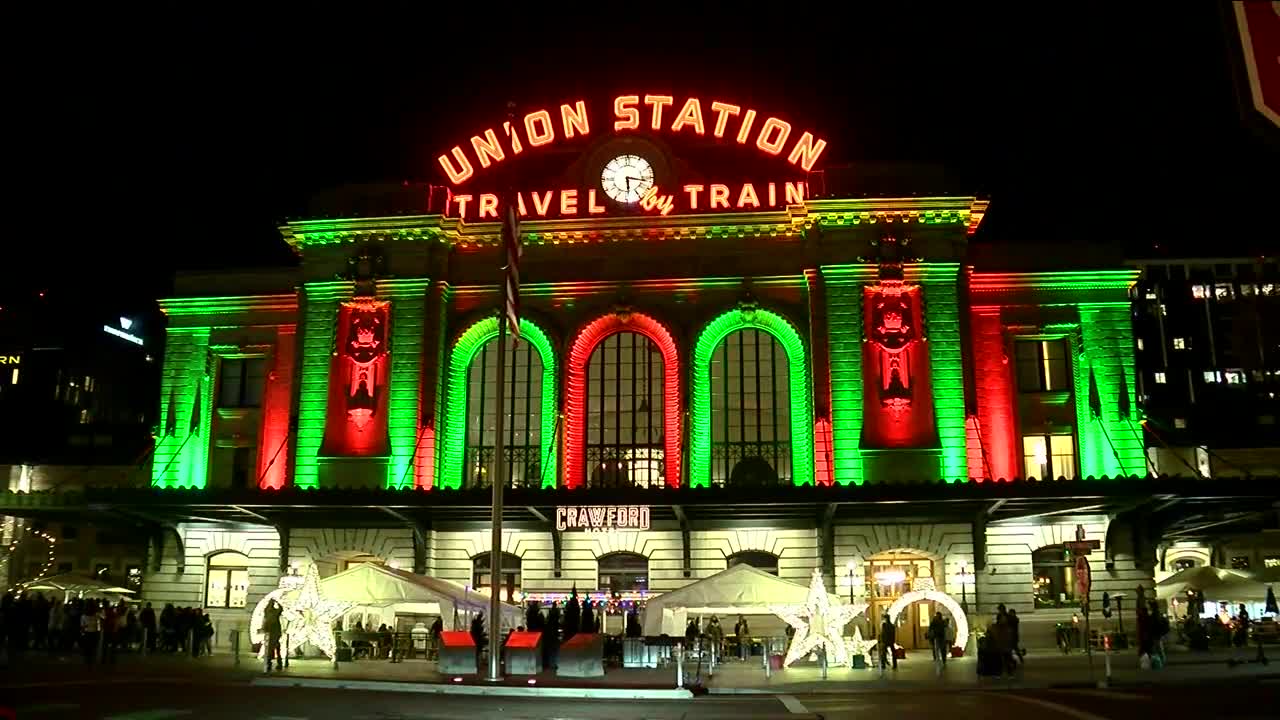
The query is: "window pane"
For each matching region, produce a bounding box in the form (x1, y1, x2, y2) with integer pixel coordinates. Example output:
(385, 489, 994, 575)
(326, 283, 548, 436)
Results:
(206, 569, 228, 608)
(218, 361, 244, 408)
(463, 337, 543, 488)
(1044, 340, 1069, 391)
(586, 332, 664, 488)
(1050, 435, 1076, 480)
(709, 329, 792, 486)
(1015, 342, 1042, 392)
(228, 569, 250, 608)
(1023, 435, 1048, 480)
(244, 358, 267, 407)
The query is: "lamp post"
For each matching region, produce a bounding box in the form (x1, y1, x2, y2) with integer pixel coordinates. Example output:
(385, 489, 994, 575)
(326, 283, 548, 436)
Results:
(958, 561, 973, 614)
(846, 560, 858, 603)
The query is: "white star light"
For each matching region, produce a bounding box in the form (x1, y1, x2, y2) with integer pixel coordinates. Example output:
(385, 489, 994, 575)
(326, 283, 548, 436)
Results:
(279, 564, 353, 660)
(772, 569, 867, 668)
(848, 625, 875, 666)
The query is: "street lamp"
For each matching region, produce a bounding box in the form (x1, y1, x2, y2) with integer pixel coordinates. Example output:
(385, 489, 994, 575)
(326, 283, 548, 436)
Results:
(958, 561, 974, 614)
(846, 560, 858, 603)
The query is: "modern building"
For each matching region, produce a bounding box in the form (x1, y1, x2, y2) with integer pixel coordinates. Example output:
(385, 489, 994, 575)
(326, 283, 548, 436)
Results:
(1129, 257, 1280, 478)
(3, 96, 1273, 649)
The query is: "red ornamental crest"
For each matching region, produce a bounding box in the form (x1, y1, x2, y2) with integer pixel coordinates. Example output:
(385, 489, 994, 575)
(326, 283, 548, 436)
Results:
(343, 302, 388, 429)
(868, 284, 920, 417)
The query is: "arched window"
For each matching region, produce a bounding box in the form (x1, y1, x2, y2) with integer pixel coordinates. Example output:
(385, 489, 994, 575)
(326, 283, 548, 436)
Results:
(464, 337, 544, 489)
(710, 329, 791, 486)
(1032, 544, 1075, 608)
(728, 550, 779, 576)
(206, 551, 250, 609)
(585, 333, 666, 488)
(598, 552, 649, 594)
(473, 551, 522, 602)
(1171, 557, 1199, 572)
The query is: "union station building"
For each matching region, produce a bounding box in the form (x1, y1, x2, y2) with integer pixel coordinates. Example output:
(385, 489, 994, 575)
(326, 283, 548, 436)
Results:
(5, 96, 1272, 649)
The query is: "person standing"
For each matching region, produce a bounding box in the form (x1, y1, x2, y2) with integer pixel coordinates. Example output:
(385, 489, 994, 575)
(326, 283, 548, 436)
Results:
(263, 599, 283, 672)
(734, 615, 750, 661)
(929, 611, 949, 666)
(80, 601, 102, 665)
(1007, 608, 1023, 669)
(139, 602, 156, 652)
(879, 614, 897, 671)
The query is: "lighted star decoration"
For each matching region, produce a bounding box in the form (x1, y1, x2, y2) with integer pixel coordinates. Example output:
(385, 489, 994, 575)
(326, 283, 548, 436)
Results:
(771, 569, 867, 668)
(848, 625, 875, 666)
(278, 564, 353, 660)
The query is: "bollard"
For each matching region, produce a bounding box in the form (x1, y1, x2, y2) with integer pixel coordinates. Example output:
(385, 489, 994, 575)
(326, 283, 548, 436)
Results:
(332, 631, 340, 670)
(764, 638, 772, 679)
(284, 634, 290, 668)
(231, 629, 240, 667)
(820, 647, 827, 680)
(675, 642, 684, 689)
(709, 642, 716, 677)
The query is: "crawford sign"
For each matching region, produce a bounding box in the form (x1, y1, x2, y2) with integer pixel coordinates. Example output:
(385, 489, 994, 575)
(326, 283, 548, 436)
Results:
(437, 95, 829, 185)
(555, 505, 651, 532)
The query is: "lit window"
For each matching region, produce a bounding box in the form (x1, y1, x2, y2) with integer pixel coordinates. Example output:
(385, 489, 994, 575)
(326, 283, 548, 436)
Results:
(205, 551, 250, 608)
(1215, 284, 1234, 301)
(1264, 557, 1280, 569)
(1173, 338, 1186, 350)
(1224, 370, 1245, 385)
(1203, 371, 1219, 383)
(1263, 284, 1277, 296)
(1022, 434, 1076, 480)
(464, 337, 544, 489)
(710, 329, 793, 486)
(472, 551, 522, 603)
(79, 409, 89, 424)
(598, 551, 649, 594)
(1032, 545, 1076, 608)
(1154, 372, 1167, 384)
(585, 332, 667, 489)
(1136, 338, 1145, 351)
(1174, 418, 1187, 429)
(1196, 447, 1212, 478)
(1231, 556, 1250, 571)
(1240, 284, 1256, 297)
(1145, 291, 1158, 300)
(1191, 285, 1209, 300)
(1160, 304, 1168, 316)
(1015, 339, 1071, 393)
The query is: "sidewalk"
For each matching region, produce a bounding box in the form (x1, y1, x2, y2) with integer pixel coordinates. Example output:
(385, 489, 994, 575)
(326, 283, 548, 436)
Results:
(4, 646, 1276, 697)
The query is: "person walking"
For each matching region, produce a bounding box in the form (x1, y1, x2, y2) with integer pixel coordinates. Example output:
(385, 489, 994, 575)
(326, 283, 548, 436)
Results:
(263, 598, 283, 672)
(879, 614, 897, 672)
(734, 615, 751, 661)
(928, 611, 949, 666)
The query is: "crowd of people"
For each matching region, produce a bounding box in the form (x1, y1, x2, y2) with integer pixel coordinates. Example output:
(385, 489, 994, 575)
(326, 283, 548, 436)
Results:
(0, 592, 217, 664)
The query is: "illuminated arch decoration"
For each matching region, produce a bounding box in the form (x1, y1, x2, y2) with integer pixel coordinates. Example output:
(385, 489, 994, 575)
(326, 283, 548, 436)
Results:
(690, 306, 812, 488)
(885, 589, 969, 655)
(440, 316, 558, 491)
(565, 311, 680, 489)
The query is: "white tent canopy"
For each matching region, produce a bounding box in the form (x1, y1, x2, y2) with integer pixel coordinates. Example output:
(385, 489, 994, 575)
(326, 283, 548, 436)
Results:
(22, 573, 136, 599)
(641, 563, 847, 636)
(320, 563, 522, 630)
(1155, 566, 1270, 603)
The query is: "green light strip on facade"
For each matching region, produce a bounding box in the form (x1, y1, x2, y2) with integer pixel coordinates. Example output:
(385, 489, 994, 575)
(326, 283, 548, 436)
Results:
(439, 317, 558, 490)
(293, 282, 351, 489)
(822, 266, 875, 485)
(912, 264, 968, 482)
(151, 328, 211, 488)
(382, 280, 430, 489)
(1075, 304, 1145, 478)
(690, 307, 812, 487)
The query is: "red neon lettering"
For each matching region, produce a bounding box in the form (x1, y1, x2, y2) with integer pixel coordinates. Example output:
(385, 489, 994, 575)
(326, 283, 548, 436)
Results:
(479, 193, 498, 219)
(671, 97, 705, 135)
(532, 191, 553, 216)
(756, 117, 791, 155)
(785, 182, 805, 204)
(768, 182, 777, 206)
(787, 131, 826, 171)
(710, 184, 730, 209)
(737, 183, 760, 209)
(587, 189, 606, 214)
(524, 110, 554, 147)
(470, 129, 505, 169)
(438, 147, 473, 184)
(710, 101, 740, 138)
(560, 100, 590, 138)
(684, 184, 704, 210)
(561, 188, 578, 215)
(503, 121, 524, 155)
(644, 94, 674, 131)
(736, 109, 757, 144)
(453, 194, 473, 218)
(614, 95, 640, 130)
(516, 193, 528, 216)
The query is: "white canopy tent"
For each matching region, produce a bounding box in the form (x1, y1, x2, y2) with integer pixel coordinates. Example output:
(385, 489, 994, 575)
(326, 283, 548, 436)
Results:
(641, 563, 849, 636)
(319, 563, 522, 631)
(22, 573, 137, 601)
(1155, 566, 1270, 603)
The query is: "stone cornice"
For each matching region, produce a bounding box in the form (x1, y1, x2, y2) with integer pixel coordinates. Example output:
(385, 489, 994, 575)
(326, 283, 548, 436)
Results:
(159, 294, 298, 317)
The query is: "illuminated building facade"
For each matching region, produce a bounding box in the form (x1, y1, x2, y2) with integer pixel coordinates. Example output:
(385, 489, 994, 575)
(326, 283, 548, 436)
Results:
(4, 96, 1273, 650)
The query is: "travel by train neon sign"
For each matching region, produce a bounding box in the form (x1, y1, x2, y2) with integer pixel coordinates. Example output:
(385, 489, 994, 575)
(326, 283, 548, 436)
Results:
(444, 181, 808, 221)
(437, 95, 829, 185)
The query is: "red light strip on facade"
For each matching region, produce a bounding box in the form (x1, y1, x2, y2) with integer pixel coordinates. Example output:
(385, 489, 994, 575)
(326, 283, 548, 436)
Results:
(564, 312, 681, 489)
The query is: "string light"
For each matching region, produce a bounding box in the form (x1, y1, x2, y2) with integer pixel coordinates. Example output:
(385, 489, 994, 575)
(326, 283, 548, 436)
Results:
(278, 564, 353, 660)
(2, 525, 57, 594)
(772, 569, 866, 668)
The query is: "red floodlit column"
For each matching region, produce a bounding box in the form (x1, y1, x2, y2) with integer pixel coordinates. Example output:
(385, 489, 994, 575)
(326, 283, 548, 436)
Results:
(565, 312, 681, 489)
(415, 283, 449, 490)
(257, 328, 296, 490)
(970, 308, 1018, 480)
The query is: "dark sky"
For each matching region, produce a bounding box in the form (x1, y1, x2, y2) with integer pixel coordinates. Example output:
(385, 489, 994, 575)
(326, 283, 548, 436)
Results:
(9, 5, 1277, 304)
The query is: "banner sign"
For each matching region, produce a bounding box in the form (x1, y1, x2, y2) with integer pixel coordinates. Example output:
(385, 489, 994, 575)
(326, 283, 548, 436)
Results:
(555, 505, 651, 532)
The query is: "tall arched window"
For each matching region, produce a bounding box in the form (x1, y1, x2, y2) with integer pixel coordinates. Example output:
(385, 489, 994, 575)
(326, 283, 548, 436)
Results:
(598, 552, 649, 594)
(710, 329, 791, 486)
(1032, 544, 1075, 608)
(464, 337, 544, 489)
(728, 550, 779, 576)
(472, 551, 522, 602)
(585, 333, 666, 488)
(205, 551, 250, 609)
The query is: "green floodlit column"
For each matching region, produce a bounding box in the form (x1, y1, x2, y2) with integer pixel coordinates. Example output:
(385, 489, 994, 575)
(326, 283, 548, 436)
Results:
(151, 328, 211, 488)
(690, 307, 812, 488)
(823, 266, 872, 485)
(383, 280, 430, 489)
(917, 264, 968, 482)
(293, 282, 351, 489)
(438, 317, 558, 491)
(1076, 304, 1145, 478)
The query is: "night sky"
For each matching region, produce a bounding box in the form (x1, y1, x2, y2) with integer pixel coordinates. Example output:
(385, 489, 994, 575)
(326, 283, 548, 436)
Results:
(9, 5, 1277, 306)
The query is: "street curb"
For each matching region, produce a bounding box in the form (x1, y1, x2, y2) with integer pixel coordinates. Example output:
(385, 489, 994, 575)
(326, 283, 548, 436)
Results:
(251, 676, 695, 699)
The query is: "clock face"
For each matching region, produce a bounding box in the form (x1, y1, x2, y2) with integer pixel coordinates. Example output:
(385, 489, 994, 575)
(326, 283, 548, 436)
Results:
(601, 154, 655, 204)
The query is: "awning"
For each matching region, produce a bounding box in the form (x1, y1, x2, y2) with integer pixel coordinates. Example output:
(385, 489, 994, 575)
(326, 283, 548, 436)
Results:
(319, 563, 522, 629)
(1155, 566, 1270, 603)
(641, 563, 844, 636)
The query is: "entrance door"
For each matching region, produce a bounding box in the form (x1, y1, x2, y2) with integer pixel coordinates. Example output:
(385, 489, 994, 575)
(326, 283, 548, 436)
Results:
(865, 552, 937, 651)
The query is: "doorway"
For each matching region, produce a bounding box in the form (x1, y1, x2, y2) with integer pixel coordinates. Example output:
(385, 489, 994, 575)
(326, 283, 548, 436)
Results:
(865, 551, 937, 650)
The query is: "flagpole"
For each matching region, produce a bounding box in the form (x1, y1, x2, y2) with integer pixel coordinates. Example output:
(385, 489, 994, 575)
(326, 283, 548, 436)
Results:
(488, 310, 507, 682)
